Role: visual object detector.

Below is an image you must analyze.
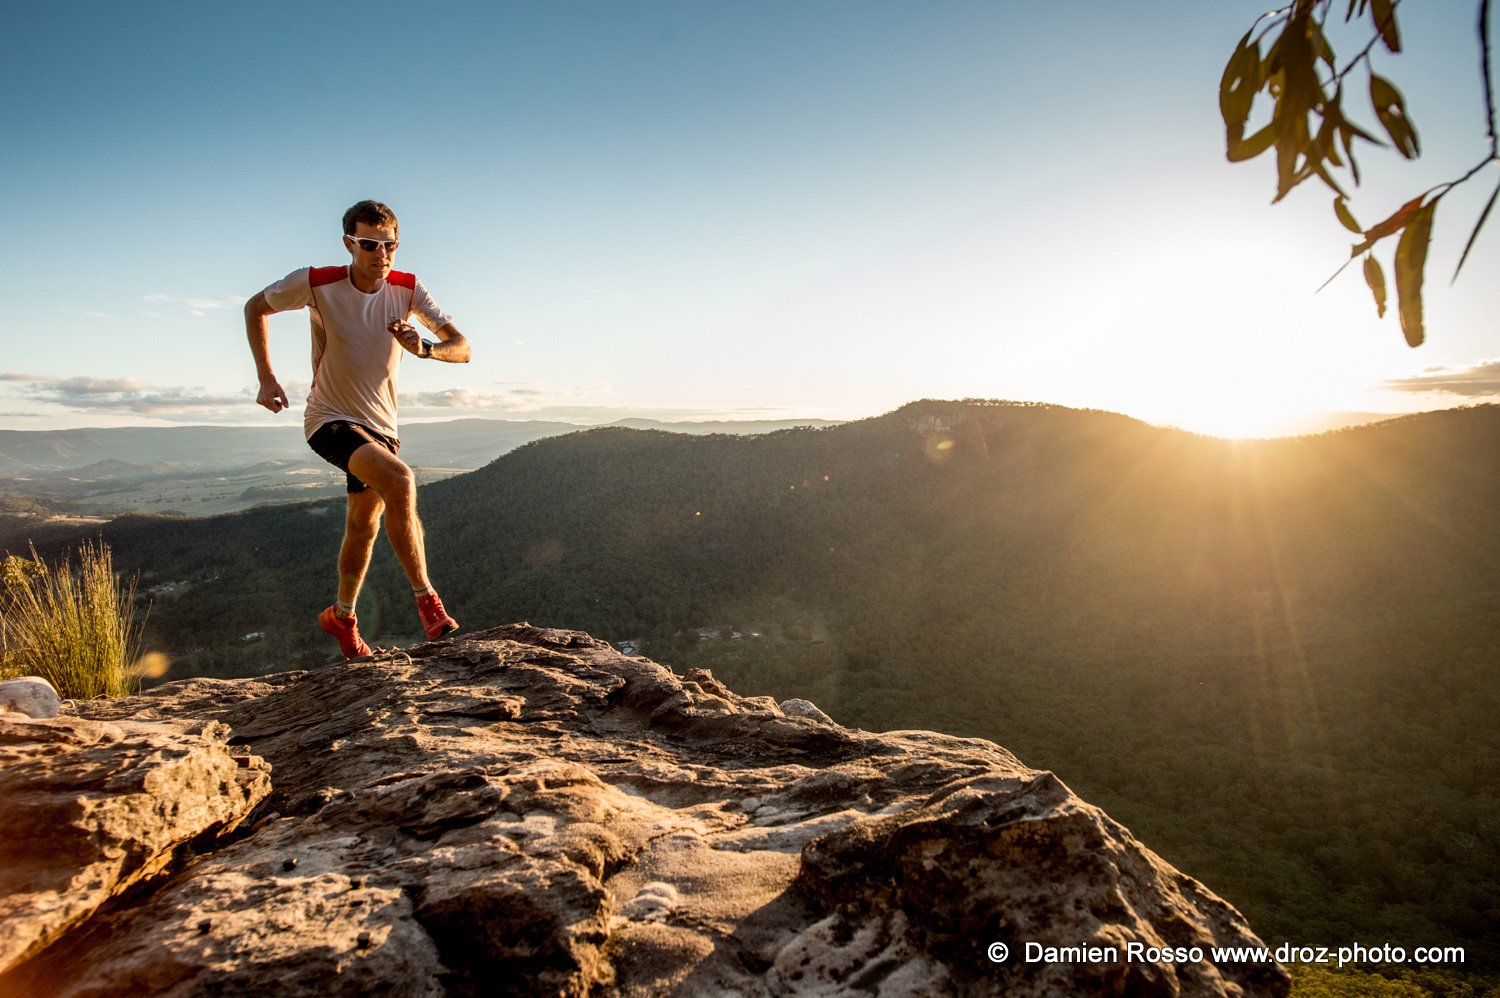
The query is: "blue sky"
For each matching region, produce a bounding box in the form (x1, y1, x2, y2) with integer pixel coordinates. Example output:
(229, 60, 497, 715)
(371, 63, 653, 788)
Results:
(2, 0, 1496, 437)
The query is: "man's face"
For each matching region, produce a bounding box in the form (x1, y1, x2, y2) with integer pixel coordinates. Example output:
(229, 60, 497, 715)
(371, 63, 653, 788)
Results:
(345, 221, 399, 285)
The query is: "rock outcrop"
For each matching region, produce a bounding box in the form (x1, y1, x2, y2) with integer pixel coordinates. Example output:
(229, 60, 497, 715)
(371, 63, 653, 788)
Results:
(0, 712, 270, 976)
(0, 625, 1289, 996)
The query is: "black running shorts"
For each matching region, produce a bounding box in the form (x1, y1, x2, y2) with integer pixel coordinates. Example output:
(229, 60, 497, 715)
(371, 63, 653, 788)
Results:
(306, 420, 401, 494)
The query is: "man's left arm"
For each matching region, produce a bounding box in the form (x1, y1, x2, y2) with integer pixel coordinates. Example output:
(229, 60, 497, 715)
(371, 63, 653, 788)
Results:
(428, 323, 471, 363)
(394, 274, 471, 363)
(390, 320, 471, 363)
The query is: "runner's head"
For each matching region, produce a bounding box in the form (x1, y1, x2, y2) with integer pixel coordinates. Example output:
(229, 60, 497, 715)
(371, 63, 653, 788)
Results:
(343, 200, 399, 239)
(342, 200, 400, 289)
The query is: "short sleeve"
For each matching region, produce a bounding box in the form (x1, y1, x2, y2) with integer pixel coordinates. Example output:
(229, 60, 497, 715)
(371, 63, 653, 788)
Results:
(409, 276, 454, 332)
(262, 268, 313, 313)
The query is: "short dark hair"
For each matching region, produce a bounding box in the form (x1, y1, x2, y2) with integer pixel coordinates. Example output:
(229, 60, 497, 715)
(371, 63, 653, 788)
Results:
(342, 200, 399, 237)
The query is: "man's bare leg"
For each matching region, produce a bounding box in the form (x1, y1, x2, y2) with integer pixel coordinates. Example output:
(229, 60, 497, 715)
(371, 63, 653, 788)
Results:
(346, 441, 457, 638)
(319, 488, 385, 657)
(338, 488, 385, 608)
(346, 442, 431, 592)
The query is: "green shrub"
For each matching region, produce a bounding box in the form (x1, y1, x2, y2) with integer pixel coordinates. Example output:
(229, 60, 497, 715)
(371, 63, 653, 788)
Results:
(0, 541, 144, 700)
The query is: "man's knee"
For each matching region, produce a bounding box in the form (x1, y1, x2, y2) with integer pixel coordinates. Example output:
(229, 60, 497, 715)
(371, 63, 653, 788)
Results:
(376, 462, 417, 505)
(345, 493, 384, 536)
(348, 446, 415, 502)
(346, 510, 381, 539)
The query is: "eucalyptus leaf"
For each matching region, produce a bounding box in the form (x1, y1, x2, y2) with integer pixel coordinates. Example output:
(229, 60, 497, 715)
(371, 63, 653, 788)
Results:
(1313, 25, 1337, 68)
(1394, 201, 1437, 347)
(1370, 0, 1401, 52)
(1351, 194, 1426, 256)
(1370, 75, 1419, 158)
(1334, 198, 1363, 234)
(1340, 128, 1363, 186)
(1452, 177, 1500, 282)
(1363, 254, 1387, 318)
(1219, 31, 1260, 127)
(1228, 123, 1276, 162)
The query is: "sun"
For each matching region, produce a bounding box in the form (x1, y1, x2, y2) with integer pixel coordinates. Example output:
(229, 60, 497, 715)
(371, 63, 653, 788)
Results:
(1160, 405, 1307, 440)
(1116, 347, 1362, 439)
(1040, 264, 1396, 439)
(1034, 315, 1386, 440)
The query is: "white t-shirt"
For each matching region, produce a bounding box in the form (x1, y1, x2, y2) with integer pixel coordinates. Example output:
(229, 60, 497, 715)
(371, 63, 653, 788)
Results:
(261, 266, 451, 440)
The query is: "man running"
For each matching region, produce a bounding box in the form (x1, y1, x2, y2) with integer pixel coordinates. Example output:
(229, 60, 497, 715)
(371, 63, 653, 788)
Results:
(244, 199, 471, 657)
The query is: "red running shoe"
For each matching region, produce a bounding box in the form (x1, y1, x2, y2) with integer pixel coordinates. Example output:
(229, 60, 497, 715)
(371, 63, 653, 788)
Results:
(318, 605, 372, 659)
(416, 591, 458, 640)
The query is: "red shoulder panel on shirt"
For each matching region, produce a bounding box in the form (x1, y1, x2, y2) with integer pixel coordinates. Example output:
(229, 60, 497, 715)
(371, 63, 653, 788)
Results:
(309, 266, 349, 287)
(386, 271, 417, 289)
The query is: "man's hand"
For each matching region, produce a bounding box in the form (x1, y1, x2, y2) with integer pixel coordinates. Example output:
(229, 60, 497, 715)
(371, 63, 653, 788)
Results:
(389, 320, 425, 356)
(257, 378, 290, 413)
(245, 292, 289, 413)
(389, 319, 470, 363)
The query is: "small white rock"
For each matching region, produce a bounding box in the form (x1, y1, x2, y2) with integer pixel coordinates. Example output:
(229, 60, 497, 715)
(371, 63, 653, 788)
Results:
(620, 881, 680, 920)
(779, 698, 834, 724)
(0, 676, 62, 719)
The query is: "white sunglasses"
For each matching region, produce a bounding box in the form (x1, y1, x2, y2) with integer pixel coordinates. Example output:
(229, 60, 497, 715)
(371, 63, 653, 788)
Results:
(345, 235, 400, 253)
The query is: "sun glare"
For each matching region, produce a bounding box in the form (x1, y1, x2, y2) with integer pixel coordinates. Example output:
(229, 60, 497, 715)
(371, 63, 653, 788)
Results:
(1041, 289, 1400, 439)
(1031, 316, 1367, 440)
(1163, 405, 1302, 440)
(984, 189, 1416, 441)
(1118, 362, 1352, 440)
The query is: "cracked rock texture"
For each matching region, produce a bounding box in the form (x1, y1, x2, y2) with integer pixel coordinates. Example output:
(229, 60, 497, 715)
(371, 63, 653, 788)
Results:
(0, 624, 1288, 996)
(0, 712, 270, 975)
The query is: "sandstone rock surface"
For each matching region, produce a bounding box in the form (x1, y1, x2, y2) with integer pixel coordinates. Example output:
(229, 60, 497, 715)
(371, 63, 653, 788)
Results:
(0, 712, 270, 977)
(0, 624, 1288, 996)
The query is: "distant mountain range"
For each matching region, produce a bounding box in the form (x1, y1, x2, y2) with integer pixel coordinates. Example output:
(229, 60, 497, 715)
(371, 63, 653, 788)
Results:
(13, 399, 1500, 972)
(0, 416, 841, 529)
(0, 418, 835, 477)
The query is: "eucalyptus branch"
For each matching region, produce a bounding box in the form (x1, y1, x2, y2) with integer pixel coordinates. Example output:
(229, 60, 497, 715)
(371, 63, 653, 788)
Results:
(1446, 0, 1500, 282)
(1482, 0, 1497, 153)
(1430, 154, 1500, 201)
(1224, 0, 1494, 344)
(1325, 0, 1406, 91)
(1249, 4, 1295, 49)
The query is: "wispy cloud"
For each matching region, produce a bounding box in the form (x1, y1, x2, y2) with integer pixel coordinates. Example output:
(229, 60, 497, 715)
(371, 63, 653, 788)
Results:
(2, 371, 816, 428)
(143, 293, 247, 318)
(0, 372, 306, 421)
(399, 380, 601, 414)
(15, 375, 151, 394)
(1383, 359, 1500, 398)
(400, 386, 558, 411)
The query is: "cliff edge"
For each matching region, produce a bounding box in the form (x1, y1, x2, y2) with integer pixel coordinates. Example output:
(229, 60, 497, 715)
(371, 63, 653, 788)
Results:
(0, 624, 1288, 996)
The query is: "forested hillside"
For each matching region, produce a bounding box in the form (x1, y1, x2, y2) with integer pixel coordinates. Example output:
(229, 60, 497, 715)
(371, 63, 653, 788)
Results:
(23, 399, 1500, 967)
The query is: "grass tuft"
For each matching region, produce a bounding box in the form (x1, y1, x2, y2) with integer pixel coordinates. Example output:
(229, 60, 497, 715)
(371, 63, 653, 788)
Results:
(0, 540, 145, 700)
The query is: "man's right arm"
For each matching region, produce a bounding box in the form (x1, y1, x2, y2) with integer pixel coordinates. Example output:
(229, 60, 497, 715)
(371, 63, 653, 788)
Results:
(245, 291, 290, 413)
